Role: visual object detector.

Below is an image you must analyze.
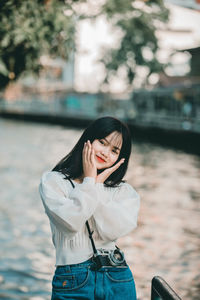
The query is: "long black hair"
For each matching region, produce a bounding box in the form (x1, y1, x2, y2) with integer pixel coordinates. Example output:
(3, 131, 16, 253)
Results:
(52, 116, 132, 187)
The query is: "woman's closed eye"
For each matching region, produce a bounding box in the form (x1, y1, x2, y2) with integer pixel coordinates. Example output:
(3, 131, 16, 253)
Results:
(99, 139, 105, 145)
(99, 140, 119, 154)
(112, 149, 118, 154)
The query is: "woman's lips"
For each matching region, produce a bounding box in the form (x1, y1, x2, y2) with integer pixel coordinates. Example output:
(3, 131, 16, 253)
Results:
(96, 155, 106, 163)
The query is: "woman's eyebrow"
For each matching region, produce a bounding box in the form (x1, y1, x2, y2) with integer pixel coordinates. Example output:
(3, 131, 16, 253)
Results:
(104, 138, 121, 151)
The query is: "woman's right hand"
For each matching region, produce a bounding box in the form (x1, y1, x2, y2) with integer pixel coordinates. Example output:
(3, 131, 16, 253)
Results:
(82, 140, 97, 179)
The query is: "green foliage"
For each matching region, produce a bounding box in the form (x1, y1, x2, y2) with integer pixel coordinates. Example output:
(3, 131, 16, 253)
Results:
(0, 0, 76, 89)
(101, 0, 169, 87)
(0, 0, 169, 90)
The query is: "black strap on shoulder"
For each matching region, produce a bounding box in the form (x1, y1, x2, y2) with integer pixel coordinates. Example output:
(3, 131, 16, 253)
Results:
(66, 176, 75, 188)
(65, 175, 98, 255)
(85, 221, 97, 255)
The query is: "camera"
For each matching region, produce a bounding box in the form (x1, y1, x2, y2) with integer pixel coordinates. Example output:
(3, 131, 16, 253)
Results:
(92, 248, 127, 270)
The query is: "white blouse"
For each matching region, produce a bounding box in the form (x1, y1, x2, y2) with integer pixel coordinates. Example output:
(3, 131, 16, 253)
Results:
(39, 171, 140, 266)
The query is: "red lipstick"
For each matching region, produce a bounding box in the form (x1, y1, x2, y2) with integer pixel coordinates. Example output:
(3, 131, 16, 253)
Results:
(96, 155, 105, 163)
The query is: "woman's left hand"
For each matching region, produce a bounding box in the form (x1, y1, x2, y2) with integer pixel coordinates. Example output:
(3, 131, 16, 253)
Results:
(96, 158, 125, 183)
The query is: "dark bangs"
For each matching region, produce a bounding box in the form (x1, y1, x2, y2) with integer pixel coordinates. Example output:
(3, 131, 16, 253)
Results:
(52, 116, 132, 187)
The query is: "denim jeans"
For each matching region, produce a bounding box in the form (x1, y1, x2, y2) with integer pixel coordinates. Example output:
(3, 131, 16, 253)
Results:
(51, 258, 137, 300)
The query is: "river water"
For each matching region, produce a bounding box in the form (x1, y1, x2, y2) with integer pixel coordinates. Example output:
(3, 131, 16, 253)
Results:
(0, 118, 199, 300)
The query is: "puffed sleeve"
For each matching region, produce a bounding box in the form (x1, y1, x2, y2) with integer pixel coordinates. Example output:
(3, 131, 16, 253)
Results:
(93, 183, 140, 241)
(39, 171, 99, 238)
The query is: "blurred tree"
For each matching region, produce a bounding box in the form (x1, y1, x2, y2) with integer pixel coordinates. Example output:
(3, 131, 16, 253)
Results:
(0, 0, 80, 89)
(0, 0, 169, 90)
(100, 0, 169, 88)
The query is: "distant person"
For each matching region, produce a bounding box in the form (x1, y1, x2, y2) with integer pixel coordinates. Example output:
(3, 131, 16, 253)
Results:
(39, 116, 140, 300)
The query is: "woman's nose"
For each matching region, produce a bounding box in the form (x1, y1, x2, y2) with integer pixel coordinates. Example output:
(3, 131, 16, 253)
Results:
(101, 148, 109, 157)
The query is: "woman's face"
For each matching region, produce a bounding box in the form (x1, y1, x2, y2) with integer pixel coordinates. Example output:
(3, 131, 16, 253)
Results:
(91, 131, 123, 170)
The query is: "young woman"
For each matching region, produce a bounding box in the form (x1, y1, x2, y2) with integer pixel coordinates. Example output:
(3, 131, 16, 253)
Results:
(39, 116, 140, 300)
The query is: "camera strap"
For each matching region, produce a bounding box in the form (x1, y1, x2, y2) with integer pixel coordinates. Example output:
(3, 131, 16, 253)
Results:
(65, 175, 98, 256)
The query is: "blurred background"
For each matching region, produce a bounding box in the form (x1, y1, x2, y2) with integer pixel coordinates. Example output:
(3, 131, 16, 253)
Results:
(0, 0, 200, 299)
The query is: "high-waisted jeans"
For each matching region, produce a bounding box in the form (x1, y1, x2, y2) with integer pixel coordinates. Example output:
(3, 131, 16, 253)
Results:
(51, 258, 137, 300)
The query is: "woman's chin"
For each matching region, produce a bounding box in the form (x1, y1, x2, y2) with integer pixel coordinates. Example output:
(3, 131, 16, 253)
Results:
(96, 165, 105, 170)
(96, 162, 108, 170)
(95, 159, 106, 169)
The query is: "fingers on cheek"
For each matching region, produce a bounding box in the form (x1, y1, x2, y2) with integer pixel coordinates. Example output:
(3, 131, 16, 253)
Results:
(91, 151, 95, 163)
(92, 149, 95, 161)
(83, 144, 86, 154)
(82, 146, 85, 158)
(87, 145, 91, 160)
(85, 144, 88, 159)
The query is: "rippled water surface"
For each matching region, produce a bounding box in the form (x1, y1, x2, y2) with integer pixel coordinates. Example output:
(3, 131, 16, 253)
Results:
(0, 119, 199, 300)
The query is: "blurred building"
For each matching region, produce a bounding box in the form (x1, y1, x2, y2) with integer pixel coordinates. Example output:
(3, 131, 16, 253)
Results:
(157, 46, 200, 87)
(153, 1, 200, 88)
(182, 47, 200, 76)
(165, 0, 200, 10)
(74, 1, 200, 92)
(21, 53, 75, 93)
(130, 1, 200, 134)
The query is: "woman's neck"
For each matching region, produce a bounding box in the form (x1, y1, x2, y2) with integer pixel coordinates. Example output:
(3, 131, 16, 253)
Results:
(73, 176, 84, 184)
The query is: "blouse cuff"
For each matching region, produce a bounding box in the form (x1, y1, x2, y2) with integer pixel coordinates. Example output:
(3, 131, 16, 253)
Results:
(95, 182, 104, 190)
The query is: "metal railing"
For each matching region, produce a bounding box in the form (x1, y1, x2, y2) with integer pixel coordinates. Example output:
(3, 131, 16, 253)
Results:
(151, 276, 182, 300)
